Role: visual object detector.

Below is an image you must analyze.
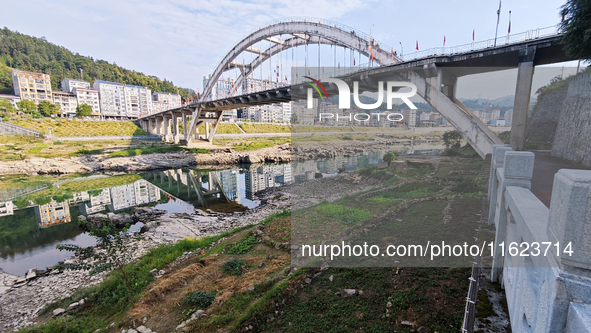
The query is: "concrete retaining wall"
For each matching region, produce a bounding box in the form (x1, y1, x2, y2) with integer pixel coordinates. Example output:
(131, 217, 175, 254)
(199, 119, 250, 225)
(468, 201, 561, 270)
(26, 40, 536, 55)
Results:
(0, 121, 41, 137)
(551, 73, 591, 166)
(526, 85, 567, 143)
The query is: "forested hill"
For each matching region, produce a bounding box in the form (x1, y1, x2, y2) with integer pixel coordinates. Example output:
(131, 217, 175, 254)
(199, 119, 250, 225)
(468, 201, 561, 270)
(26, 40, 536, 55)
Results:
(0, 27, 196, 99)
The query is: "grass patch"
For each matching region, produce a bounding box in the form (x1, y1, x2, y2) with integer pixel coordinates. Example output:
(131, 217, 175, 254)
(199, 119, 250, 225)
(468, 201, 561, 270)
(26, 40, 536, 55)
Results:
(227, 236, 257, 255)
(9, 119, 148, 137)
(107, 145, 184, 157)
(239, 124, 291, 133)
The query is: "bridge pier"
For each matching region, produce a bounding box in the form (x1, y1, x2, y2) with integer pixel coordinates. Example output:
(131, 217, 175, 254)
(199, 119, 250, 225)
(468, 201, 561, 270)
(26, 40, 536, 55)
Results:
(171, 112, 180, 144)
(510, 46, 536, 151)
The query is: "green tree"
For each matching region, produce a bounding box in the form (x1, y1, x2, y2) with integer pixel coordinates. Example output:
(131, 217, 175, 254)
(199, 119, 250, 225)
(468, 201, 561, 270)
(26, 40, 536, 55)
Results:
(16, 100, 37, 114)
(57, 219, 138, 306)
(76, 103, 92, 117)
(560, 0, 591, 60)
(38, 100, 60, 117)
(0, 98, 16, 114)
(443, 130, 463, 148)
(383, 152, 397, 165)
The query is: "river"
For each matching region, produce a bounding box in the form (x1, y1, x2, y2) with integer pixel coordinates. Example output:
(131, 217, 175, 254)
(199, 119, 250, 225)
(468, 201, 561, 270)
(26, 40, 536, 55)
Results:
(0, 145, 443, 276)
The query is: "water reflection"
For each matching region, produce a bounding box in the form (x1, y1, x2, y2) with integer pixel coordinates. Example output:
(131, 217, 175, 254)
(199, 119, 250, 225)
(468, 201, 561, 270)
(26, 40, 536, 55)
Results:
(0, 147, 442, 275)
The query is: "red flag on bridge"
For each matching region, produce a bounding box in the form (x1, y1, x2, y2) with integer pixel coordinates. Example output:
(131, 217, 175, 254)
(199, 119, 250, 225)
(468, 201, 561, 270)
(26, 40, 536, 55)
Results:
(391, 47, 394, 57)
(353, 58, 356, 65)
(416, 40, 419, 51)
(508, 17, 511, 34)
(472, 29, 475, 41)
(443, 36, 446, 46)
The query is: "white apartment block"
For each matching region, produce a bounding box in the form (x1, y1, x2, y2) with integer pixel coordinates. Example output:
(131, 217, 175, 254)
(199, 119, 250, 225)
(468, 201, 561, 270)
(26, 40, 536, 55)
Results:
(123, 85, 152, 118)
(504, 109, 513, 126)
(402, 109, 417, 127)
(74, 88, 100, 116)
(93, 80, 126, 117)
(12, 69, 52, 104)
(152, 92, 181, 113)
(61, 78, 91, 93)
(52, 91, 78, 116)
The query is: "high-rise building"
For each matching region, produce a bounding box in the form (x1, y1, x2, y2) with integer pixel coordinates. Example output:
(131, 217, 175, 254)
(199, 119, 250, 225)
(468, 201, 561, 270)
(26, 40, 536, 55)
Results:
(93, 80, 126, 118)
(61, 78, 91, 93)
(74, 88, 100, 116)
(504, 109, 513, 126)
(11, 69, 52, 104)
(52, 91, 78, 116)
(152, 92, 181, 113)
(402, 109, 417, 127)
(124, 84, 152, 118)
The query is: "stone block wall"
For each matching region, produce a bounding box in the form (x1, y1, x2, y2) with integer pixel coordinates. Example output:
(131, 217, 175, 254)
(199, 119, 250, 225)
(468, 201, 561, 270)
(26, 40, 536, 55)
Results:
(551, 72, 591, 167)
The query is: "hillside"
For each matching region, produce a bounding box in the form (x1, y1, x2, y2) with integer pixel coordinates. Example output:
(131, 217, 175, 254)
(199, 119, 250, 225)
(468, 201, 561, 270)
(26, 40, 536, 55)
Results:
(0, 27, 196, 99)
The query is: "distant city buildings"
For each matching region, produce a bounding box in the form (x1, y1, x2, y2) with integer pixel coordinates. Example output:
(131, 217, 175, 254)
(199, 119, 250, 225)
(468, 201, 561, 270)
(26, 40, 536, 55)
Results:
(1, 70, 180, 119)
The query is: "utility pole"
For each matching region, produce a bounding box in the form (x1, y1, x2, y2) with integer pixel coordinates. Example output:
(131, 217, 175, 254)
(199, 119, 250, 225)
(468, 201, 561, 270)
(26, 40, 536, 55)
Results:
(399, 42, 403, 58)
(79, 68, 83, 80)
(494, 0, 502, 47)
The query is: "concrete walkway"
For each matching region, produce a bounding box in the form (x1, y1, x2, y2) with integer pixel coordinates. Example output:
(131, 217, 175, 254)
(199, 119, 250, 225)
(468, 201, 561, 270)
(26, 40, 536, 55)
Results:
(532, 152, 589, 207)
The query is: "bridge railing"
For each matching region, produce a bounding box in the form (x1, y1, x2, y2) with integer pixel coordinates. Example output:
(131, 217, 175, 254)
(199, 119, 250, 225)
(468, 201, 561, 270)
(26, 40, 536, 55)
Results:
(401, 25, 560, 62)
(487, 145, 591, 333)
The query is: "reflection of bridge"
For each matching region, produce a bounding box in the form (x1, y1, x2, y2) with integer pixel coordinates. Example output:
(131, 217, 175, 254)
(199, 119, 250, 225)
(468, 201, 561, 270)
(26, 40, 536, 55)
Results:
(147, 169, 231, 207)
(136, 19, 572, 157)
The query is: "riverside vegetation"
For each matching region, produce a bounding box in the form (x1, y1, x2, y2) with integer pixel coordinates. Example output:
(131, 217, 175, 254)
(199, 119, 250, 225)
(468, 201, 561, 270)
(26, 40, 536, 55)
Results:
(12, 145, 496, 333)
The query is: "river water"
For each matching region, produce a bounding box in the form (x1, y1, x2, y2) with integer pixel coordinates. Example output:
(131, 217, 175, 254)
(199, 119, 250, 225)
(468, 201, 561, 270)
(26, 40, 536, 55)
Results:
(0, 145, 443, 276)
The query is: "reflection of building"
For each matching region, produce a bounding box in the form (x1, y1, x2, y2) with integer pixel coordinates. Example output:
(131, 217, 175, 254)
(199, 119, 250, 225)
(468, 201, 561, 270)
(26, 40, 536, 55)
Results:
(218, 170, 239, 201)
(69, 191, 90, 204)
(108, 180, 160, 211)
(244, 165, 291, 200)
(90, 188, 111, 206)
(79, 203, 105, 215)
(0, 201, 14, 217)
(34, 199, 71, 227)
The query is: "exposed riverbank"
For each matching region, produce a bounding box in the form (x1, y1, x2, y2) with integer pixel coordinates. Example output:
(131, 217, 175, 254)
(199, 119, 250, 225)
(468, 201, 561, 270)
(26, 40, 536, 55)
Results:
(0, 133, 448, 175)
(0, 186, 290, 331)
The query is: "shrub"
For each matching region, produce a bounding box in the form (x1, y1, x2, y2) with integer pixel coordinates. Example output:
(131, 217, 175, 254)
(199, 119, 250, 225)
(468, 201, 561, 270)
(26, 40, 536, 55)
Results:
(222, 258, 245, 276)
(185, 291, 216, 308)
(227, 236, 257, 255)
(451, 177, 480, 193)
(443, 130, 462, 148)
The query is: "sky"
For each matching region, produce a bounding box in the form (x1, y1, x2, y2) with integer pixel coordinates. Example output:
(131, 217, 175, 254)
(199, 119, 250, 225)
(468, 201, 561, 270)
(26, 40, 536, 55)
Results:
(1, 0, 571, 97)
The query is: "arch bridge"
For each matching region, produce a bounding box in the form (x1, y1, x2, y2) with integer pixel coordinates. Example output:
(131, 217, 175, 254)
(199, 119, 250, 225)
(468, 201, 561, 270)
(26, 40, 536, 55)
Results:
(137, 19, 571, 158)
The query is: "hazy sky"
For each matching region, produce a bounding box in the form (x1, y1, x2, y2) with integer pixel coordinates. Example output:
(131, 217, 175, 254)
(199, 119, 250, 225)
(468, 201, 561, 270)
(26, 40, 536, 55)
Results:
(2, 0, 572, 95)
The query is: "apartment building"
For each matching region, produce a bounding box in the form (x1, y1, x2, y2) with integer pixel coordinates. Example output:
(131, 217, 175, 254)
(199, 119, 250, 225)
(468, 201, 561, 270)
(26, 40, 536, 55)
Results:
(74, 88, 101, 116)
(152, 92, 181, 113)
(93, 80, 126, 118)
(123, 85, 152, 118)
(52, 91, 78, 116)
(11, 69, 52, 104)
(61, 78, 91, 93)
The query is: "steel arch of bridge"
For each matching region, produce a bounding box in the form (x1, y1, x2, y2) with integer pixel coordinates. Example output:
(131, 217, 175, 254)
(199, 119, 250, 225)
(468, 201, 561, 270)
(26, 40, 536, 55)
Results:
(201, 19, 401, 101)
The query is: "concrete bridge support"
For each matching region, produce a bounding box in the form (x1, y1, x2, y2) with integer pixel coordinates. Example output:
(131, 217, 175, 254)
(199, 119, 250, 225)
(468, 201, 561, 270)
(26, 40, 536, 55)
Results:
(510, 46, 536, 151)
(407, 68, 503, 158)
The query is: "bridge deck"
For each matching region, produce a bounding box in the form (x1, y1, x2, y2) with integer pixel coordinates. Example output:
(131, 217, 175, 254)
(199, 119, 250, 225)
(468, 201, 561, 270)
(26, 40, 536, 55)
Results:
(532, 152, 590, 207)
